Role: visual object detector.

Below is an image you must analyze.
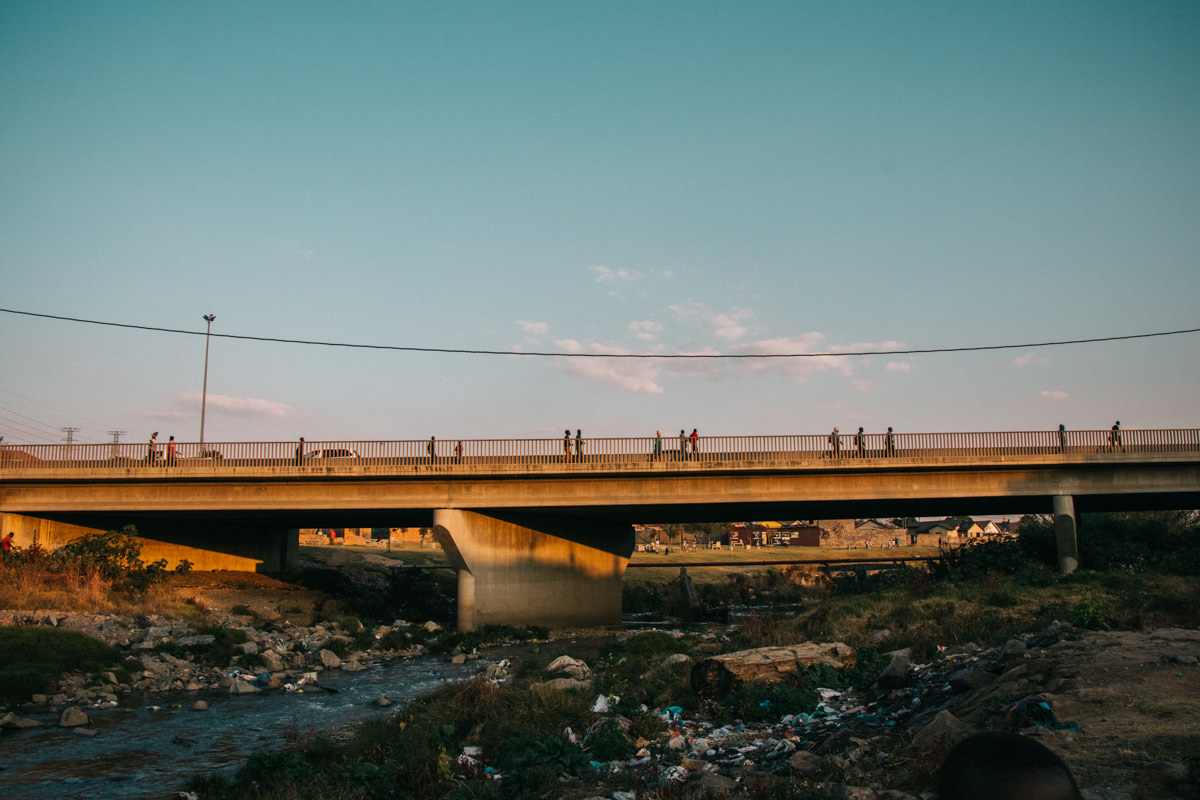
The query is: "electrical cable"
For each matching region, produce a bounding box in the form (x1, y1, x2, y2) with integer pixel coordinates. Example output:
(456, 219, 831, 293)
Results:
(2, 307, 1197, 360)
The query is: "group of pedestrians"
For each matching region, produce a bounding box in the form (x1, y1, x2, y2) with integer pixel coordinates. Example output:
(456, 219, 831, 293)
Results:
(826, 426, 897, 458)
(562, 429, 585, 461)
(650, 429, 699, 460)
(146, 432, 177, 465)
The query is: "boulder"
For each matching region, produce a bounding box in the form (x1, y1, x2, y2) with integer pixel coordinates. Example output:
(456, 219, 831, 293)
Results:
(876, 650, 911, 690)
(229, 679, 261, 695)
(0, 712, 41, 729)
(911, 710, 973, 755)
(317, 649, 343, 669)
(547, 655, 591, 679)
(691, 642, 855, 697)
(948, 668, 996, 693)
(260, 651, 285, 672)
(58, 706, 90, 728)
(191, 700, 209, 711)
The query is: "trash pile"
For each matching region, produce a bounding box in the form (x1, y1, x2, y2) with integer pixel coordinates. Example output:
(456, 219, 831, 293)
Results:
(448, 621, 1092, 797)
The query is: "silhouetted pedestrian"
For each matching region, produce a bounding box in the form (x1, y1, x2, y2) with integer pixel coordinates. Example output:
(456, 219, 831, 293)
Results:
(854, 427, 865, 457)
(829, 427, 841, 458)
(428, 436, 437, 463)
(455, 441, 463, 463)
(563, 430, 572, 462)
(1110, 421, 1123, 452)
(575, 429, 583, 459)
(654, 430, 663, 459)
(296, 437, 305, 465)
(689, 428, 699, 457)
(1058, 424, 1066, 453)
(679, 430, 687, 460)
(885, 426, 895, 456)
(166, 436, 176, 466)
(147, 432, 159, 463)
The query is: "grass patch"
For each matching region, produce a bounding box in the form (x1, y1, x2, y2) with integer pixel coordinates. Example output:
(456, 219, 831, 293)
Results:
(0, 627, 123, 704)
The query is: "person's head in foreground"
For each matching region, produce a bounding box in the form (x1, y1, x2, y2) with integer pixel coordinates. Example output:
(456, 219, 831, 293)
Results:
(938, 731, 1082, 800)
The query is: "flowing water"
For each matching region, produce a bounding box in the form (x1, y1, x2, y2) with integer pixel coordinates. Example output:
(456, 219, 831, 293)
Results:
(0, 657, 484, 800)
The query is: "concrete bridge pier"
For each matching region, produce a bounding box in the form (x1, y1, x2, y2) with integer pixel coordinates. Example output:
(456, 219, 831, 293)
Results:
(1053, 495, 1079, 574)
(433, 509, 635, 631)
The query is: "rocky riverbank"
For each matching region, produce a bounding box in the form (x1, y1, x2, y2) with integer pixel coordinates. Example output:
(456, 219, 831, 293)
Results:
(0, 607, 456, 721)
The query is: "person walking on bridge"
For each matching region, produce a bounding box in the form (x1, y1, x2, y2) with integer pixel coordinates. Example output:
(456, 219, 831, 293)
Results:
(428, 436, 437, 464)
(679, 430, 687, 460)
(885, 427, 895, 456)
(1110, 421, 1124, 452)
(854, 427, 865, 457)
(296, 437, 305, 465)
(575, 429, 584, 460)
(166, 436, 176, 466)
(654, 430, 663, 459)
(689, 428, 699, 458)
(828, 427, 841, 458)
(147, 432, 159, 464)
(563, 430, 572, 462)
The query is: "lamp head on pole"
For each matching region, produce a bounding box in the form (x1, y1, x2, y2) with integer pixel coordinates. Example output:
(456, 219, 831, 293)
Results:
(203, 314, 216, 324)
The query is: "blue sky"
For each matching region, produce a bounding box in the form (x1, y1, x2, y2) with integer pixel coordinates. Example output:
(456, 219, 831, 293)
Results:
(1, 1, 1197, 447)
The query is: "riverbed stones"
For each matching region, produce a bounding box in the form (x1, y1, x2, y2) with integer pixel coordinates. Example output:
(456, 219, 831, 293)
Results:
(317, 648, 342, 668)
(0, 712, 41, 729)
(191, 700, 209, 711)
(58, 706, 89, 727)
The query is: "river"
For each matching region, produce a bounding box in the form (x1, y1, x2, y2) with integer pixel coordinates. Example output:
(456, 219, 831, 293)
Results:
(0, 657, 485, 800)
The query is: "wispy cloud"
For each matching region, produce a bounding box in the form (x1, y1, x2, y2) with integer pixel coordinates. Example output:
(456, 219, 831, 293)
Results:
(1010, 353, 1049, 368)
(1040, 390, 1069, 400)
(175, 392, 291, 418)
(555, 340, 664, 394)
(886, 361, 913, 372)
(628, 320, 663, 341)
(668, 302, 753, 341)
(592, 265, 641, 283)
(517, 320, 549, 335)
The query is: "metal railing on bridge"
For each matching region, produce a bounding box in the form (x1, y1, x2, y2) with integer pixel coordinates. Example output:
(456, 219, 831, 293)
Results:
(2, 428, 1197, 475)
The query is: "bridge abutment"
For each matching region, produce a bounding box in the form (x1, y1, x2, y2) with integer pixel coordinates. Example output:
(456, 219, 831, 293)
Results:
(1053, 495, 1079, 574)
(0, 513, 298, 573)
(433, 509, 634, 631)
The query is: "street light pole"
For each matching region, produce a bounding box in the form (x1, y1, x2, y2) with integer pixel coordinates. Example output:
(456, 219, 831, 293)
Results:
(200, 314, 216, 448)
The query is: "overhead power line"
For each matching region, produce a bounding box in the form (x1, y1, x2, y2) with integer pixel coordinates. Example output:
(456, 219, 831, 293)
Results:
(2, 307, 1198, 360)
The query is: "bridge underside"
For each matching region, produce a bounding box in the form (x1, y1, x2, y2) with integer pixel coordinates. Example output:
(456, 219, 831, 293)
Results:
(3, 457, 1198, 628)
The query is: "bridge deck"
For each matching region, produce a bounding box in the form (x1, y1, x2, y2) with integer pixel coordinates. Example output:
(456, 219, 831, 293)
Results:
(2, 428, 1196, 479)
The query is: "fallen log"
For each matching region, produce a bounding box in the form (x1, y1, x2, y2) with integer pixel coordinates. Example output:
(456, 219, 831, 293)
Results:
(691, 642, 855, 698)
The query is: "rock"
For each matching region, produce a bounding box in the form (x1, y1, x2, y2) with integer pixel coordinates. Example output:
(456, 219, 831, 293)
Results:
(341, 659, 368, 672)
(1000, 638, 1028, 661)
(788, 749, 828, 778)
(176, 635, 216, 647)
(661, 653, 692, 667)
(451, 654, 467, 665)
(372, 695, 392, 707)
(317, 649, 343, 669)
(229, 679, 261, 695)
(530, 677, 590, 695)
(191, 700, 209, 711)
(58, 706, 90, 727)
(948, 668, 995, 692)
(876, 650, 911, 690)
(0, 712, 41, 729)
(73, 726, 99, 737)
(547, 655, 591, 679)
(688, 771, 738, 799)
(260, 651, 285, 672)
(691, 642, 855, 697)
(911, 710, 973, 754)
(238, 641, 259, 655)
(423, 621, 442, 633)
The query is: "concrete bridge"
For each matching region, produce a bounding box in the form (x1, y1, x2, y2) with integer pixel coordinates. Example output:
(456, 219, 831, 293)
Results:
(2, 428, 1198, 629)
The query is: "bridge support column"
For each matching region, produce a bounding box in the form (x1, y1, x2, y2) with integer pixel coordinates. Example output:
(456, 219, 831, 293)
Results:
(433, 509, 634, 631)
(1052, 495, 1079, 574)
